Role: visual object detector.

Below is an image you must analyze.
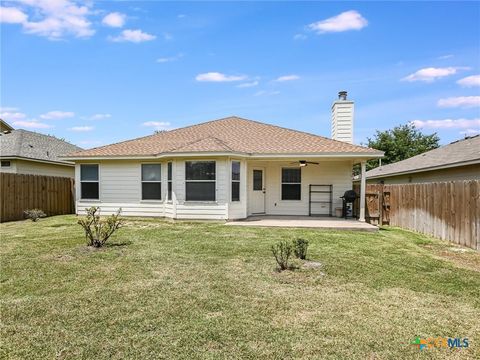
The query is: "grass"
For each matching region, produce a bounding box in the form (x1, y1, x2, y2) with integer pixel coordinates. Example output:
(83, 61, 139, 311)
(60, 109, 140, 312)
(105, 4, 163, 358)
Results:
(1, 216, 479, 359)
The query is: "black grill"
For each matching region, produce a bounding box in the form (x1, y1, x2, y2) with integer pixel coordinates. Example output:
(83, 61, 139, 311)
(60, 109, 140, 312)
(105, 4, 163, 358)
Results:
(340, 190, 358, 219)
(341, 190, 358, 202)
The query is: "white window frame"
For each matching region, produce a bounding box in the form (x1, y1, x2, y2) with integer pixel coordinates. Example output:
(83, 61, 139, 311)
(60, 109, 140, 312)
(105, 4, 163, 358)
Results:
(185, 160, 216, 202)
(141, 163, 162, 201)
(231, 160, 241, 202)
(281, 167, 302, 201)
(80, 164, 100, 200)
(167, 161, 173, 202)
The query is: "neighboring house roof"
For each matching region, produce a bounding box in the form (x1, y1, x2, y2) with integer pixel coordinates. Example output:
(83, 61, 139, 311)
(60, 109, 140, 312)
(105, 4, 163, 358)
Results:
(66, 116, 383, 158)
(1, 119, 14, 132)
(0, 129, 83, 165)
(366, 135, 480, 179)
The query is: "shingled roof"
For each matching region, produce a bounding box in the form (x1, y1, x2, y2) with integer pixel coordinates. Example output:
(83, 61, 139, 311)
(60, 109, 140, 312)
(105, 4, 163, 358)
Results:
(0, 129, 83, 165)
(366, 135, 480, 179)
(67, 116, 382, 158)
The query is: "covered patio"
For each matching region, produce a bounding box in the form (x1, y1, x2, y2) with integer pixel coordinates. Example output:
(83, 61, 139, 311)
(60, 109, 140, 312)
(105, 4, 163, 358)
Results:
(225, 215, 378, 231)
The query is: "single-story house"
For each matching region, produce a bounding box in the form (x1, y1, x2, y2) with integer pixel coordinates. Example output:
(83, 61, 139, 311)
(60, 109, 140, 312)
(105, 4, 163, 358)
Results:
(0, 121, 82, 178)
(364, 134, 480, 184)
(64, 92, 383, 220)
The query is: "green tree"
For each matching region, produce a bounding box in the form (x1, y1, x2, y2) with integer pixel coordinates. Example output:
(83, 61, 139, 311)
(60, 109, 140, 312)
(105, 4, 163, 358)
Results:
(365, 123, 440, 171)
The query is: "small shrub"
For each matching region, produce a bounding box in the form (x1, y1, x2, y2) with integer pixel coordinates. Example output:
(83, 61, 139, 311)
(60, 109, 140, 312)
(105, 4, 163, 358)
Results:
(293, 238, 309, 260)
(77, 207, 123, 248)
(24, 209, 46, 222)
(271, 240, 293, 271)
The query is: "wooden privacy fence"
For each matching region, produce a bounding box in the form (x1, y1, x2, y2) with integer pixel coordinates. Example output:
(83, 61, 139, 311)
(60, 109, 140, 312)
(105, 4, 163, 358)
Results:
(0, 173, 75, 222)
(356, 180, 479, 250)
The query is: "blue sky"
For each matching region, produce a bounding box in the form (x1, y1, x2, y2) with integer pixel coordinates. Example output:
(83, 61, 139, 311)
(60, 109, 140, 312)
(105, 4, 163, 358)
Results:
(1, 1, 479, 149)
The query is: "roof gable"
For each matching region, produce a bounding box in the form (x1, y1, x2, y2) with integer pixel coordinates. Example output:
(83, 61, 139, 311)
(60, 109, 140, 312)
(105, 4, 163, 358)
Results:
(67, 116, 382, 157)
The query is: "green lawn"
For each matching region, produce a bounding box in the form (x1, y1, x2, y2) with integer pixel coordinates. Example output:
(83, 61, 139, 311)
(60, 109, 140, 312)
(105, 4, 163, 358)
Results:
(1, 216, 479, 359)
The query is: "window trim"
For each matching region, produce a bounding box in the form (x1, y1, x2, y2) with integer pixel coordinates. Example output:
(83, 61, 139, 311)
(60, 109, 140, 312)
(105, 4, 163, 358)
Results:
(141, 163, 162, 201)
(231, 160, 241, 202)
(80, 163, 100, 200)
(167, 161, 173, 202)
(280, 167, 302, 201)
(185, 160, 216, 202)
(1, 160, 11, 168)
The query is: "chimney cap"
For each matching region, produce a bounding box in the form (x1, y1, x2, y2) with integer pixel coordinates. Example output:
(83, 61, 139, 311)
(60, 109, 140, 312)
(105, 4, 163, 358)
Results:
(338, 91, 348, 100)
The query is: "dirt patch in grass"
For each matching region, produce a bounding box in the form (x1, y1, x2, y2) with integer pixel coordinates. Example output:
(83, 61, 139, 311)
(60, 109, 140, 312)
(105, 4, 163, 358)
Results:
(434, 248, 480, 272)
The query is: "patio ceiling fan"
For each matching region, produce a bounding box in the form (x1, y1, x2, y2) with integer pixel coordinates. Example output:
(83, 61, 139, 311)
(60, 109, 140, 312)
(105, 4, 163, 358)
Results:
(290, 160, 319, 167)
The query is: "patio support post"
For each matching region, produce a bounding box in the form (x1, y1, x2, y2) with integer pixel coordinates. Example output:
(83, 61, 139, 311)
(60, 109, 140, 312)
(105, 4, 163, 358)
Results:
(359, 161, 366, 222)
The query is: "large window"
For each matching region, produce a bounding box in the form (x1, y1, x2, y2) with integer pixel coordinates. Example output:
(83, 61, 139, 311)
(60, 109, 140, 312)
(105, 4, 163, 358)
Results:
(81, 164, 99, 199)
(185, 161, 216, 201)
(231, 161, 240, 202)
(167, 162, 173, 201)
(142, 164, 161, 200)
(281, 168, 301, 200)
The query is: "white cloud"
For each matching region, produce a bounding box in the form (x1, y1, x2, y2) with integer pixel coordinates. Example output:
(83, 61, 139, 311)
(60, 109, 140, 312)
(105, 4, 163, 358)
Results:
(109, 29, 156, 43)
(12, 119, 52, 129)
(82, 113, 111, 120)
(16, 0, 95, 40)
(142, 121, 171, 130)
(40, 110, 75, 119)
(402, 67, 469, 82)
(177, 14, 186, 19)
(156, 53, 183, 63)
(438, 54, 454, 60)
(437, 96, 480, 108)
(195, 72, 247, 82)
(237, 81, 259, 88)
(411, 118, 480, 129)
(309, 10, 368, 34)
(275, 74, 300, 82)
(254, 90, 280, 96)
(0, 106, 19, 112)
(0, 6, 28, 23)
(163, 32, 173, 41)
(457, 75, 480, 88)
(70, 126, 94, 132)
(102, 12, 126, 28)
(0, 109, 27, 121)
(293, 33, 307, 40)
(460, 129, 480, 136)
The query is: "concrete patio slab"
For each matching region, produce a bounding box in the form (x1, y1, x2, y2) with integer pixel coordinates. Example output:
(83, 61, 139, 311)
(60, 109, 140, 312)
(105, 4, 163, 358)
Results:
(225, 215, 378, 231)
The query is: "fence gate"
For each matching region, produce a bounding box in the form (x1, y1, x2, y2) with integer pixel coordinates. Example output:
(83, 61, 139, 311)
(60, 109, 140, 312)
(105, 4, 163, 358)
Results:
(309, 184, 333, 217)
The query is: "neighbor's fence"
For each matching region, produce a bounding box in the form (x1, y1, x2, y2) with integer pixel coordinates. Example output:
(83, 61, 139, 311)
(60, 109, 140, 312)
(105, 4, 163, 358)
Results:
(355, 180, 479, 250)
(0, 173, 75, 222)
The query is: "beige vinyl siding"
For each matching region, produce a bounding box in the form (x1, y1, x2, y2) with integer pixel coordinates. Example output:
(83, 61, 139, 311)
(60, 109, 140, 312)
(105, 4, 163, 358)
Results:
(247, 160, 352, 216)
(228, 159, 248, 220)
(0, 159, 17, 173)
(13, 159, 74, 178)
(76, 202, 165, 217)
(75, 158, 230, 220)
(367, 164, 480, 184)
(74, 157, 355, 219)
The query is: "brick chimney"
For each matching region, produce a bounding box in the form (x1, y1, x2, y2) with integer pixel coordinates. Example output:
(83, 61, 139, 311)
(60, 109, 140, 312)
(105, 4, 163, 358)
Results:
(331, 91, 354, 144)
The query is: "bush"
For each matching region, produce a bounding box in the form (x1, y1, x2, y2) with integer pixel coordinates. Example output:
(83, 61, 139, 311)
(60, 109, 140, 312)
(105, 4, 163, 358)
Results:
(77, 207, 123, 248)
(23, 209, 47, 222)
(293, 238, 309, 260)
(271, 240, 293, 271)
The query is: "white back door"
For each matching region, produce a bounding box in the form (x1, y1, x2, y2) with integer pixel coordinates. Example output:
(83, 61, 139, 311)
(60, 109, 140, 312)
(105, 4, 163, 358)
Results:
(251, 168, 265, 214)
